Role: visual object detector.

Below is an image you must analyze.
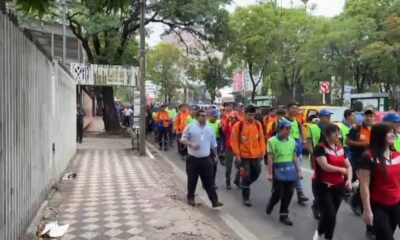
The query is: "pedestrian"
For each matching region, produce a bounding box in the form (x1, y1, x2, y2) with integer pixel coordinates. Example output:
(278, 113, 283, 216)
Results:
(312, 123, 353, 240)
(265, 119, 300, 226)
(306, 109, 333, 219)
(231, 105, 265, 206)
(173, 103, 191, 159)
(382, 112, 400, 151)
(181, 110, 224, 208)
(207, 109, 222, 189)
(187, 105, 200, 125)
(263, 108, 277, 140)
(284, 102, 309, 204)
(358, 123, 400, 240)
(268, 108, 286, 138)
(76, 104, 85, 143)
(223, 111, 240, 190)
(154, 104, 170, 151)
(166, 103, 177, 147)
(236, 103, 245, 121)
(346, 109, 375, 238)
(338, 109, 357, 160)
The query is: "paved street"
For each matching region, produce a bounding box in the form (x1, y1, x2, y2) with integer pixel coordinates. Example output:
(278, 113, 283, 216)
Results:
(148, 140, 400, 240)
(52, 138, 234, 240)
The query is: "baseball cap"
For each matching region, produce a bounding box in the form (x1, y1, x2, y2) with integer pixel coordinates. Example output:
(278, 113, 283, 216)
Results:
(209, 109, 219, 117)
(382, 112, 400, 123)
(278, 119, 292, 129)
(318, 109, 333, 117)
(364, 109, 374, 115)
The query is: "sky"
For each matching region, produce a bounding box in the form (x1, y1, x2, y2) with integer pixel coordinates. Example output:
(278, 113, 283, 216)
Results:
(147, 0, 346, 46)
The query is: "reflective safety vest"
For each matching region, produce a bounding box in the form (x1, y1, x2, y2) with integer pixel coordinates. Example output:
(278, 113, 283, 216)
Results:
(267, 136, 296, 163)
(283, 117, 301, 139)
(395, 134, 400, 152)
(309, 124, 322, 148)
(207, 120, 221, 138)
(338, 123, 350, 146)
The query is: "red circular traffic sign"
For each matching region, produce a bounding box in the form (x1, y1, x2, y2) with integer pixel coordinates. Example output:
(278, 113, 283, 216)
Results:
(319, 81, 330, 94)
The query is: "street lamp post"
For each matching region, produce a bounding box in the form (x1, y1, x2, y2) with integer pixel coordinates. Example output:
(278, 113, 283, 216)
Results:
(138, 0, 147, 156)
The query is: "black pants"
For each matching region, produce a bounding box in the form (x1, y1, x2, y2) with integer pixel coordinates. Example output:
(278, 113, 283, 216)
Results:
(158, 126, 168, 148)
(313, 180, 345, 240)
(372, 203, 400, 240)
(268, 180, 295, 215)
(168, 123, 174, 146)
(225, 148, 234, 185)
(241, 159, 261, 200)
(186, 155, 218, 203)
(77, 120, 83, 143)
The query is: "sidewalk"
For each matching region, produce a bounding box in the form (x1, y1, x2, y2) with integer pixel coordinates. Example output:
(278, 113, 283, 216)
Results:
(43, 138, 233, 240)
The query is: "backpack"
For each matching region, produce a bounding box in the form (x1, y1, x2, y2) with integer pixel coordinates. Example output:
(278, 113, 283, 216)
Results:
(237, 120, 263, 145)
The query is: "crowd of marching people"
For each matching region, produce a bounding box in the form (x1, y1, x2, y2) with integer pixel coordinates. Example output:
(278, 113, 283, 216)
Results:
(147, 101, 400, 240)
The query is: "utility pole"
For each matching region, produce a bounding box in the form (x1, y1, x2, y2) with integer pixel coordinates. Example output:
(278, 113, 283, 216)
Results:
(138, 0, 147, 156)
(62, 0, 66, 64)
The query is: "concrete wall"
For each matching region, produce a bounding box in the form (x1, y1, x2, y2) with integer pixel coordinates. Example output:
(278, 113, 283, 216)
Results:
(0, 13, 77, 239)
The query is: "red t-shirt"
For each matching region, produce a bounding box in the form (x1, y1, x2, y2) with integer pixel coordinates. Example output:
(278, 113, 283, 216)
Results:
(313, 143, 346, 185)
(359, 150, 400, 206)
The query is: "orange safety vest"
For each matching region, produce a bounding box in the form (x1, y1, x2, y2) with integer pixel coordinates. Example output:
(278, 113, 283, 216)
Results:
(356, 124, 371, 143)
(173, 111, 190, 133)
(155, 111, 170, 128)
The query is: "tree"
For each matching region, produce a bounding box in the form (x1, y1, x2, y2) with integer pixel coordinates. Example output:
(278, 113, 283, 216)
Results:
(147, 42, 183, 103)
(225, 3, 278, 102)
(14, 0, 231, 130)
(198, 57, 230, 103)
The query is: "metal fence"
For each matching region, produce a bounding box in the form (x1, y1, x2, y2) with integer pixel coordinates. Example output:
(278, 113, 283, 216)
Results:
(0, 13, 77, 240)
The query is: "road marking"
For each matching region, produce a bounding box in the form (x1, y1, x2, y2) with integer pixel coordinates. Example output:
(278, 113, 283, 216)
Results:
(146, 148, 155, 159)
(146, 141, 260, 240)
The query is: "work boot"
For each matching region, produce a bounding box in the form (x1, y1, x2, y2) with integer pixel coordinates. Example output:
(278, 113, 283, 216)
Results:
(279, 215, 293, 226)
(188, 199, 197, 207)
(212, 201, 224, 208)
(297, 190, 309, 204)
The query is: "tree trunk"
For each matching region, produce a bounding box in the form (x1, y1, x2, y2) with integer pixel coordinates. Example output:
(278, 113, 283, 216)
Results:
(101, 86, 121, 131)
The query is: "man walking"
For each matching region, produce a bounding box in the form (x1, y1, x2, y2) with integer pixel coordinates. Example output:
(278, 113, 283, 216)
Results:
(207, 109, 222, 188)
(231, 105, 266, 206)
(154, 104, 170, 151)
(181, 110, 223, 208)
(166, 103, 177, 147)
(266, 119, 299, 226)
(76, 104, 85, 143)
(283, 102, 308, 204)
(173, 103, 191, 159)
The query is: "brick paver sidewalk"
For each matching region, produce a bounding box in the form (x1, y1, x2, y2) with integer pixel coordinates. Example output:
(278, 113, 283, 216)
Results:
(50, 138, 232, 240)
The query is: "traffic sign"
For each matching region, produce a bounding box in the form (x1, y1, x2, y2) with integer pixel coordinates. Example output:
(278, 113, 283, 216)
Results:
(319, 81, 330, 94)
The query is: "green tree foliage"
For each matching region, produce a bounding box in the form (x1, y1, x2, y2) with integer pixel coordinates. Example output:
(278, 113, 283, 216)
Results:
(147, 42, 183, 103)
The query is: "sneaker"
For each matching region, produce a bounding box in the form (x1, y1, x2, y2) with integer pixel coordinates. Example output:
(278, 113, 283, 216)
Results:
(279, 216, 293, 226)
(243, 199, 252, 207)
(226, 184, 232, 190)
(212, 201, 224, 208)
(159, 146, 162, 151)
(312, 230, 323, 240)
(164, 147, 168, 151)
